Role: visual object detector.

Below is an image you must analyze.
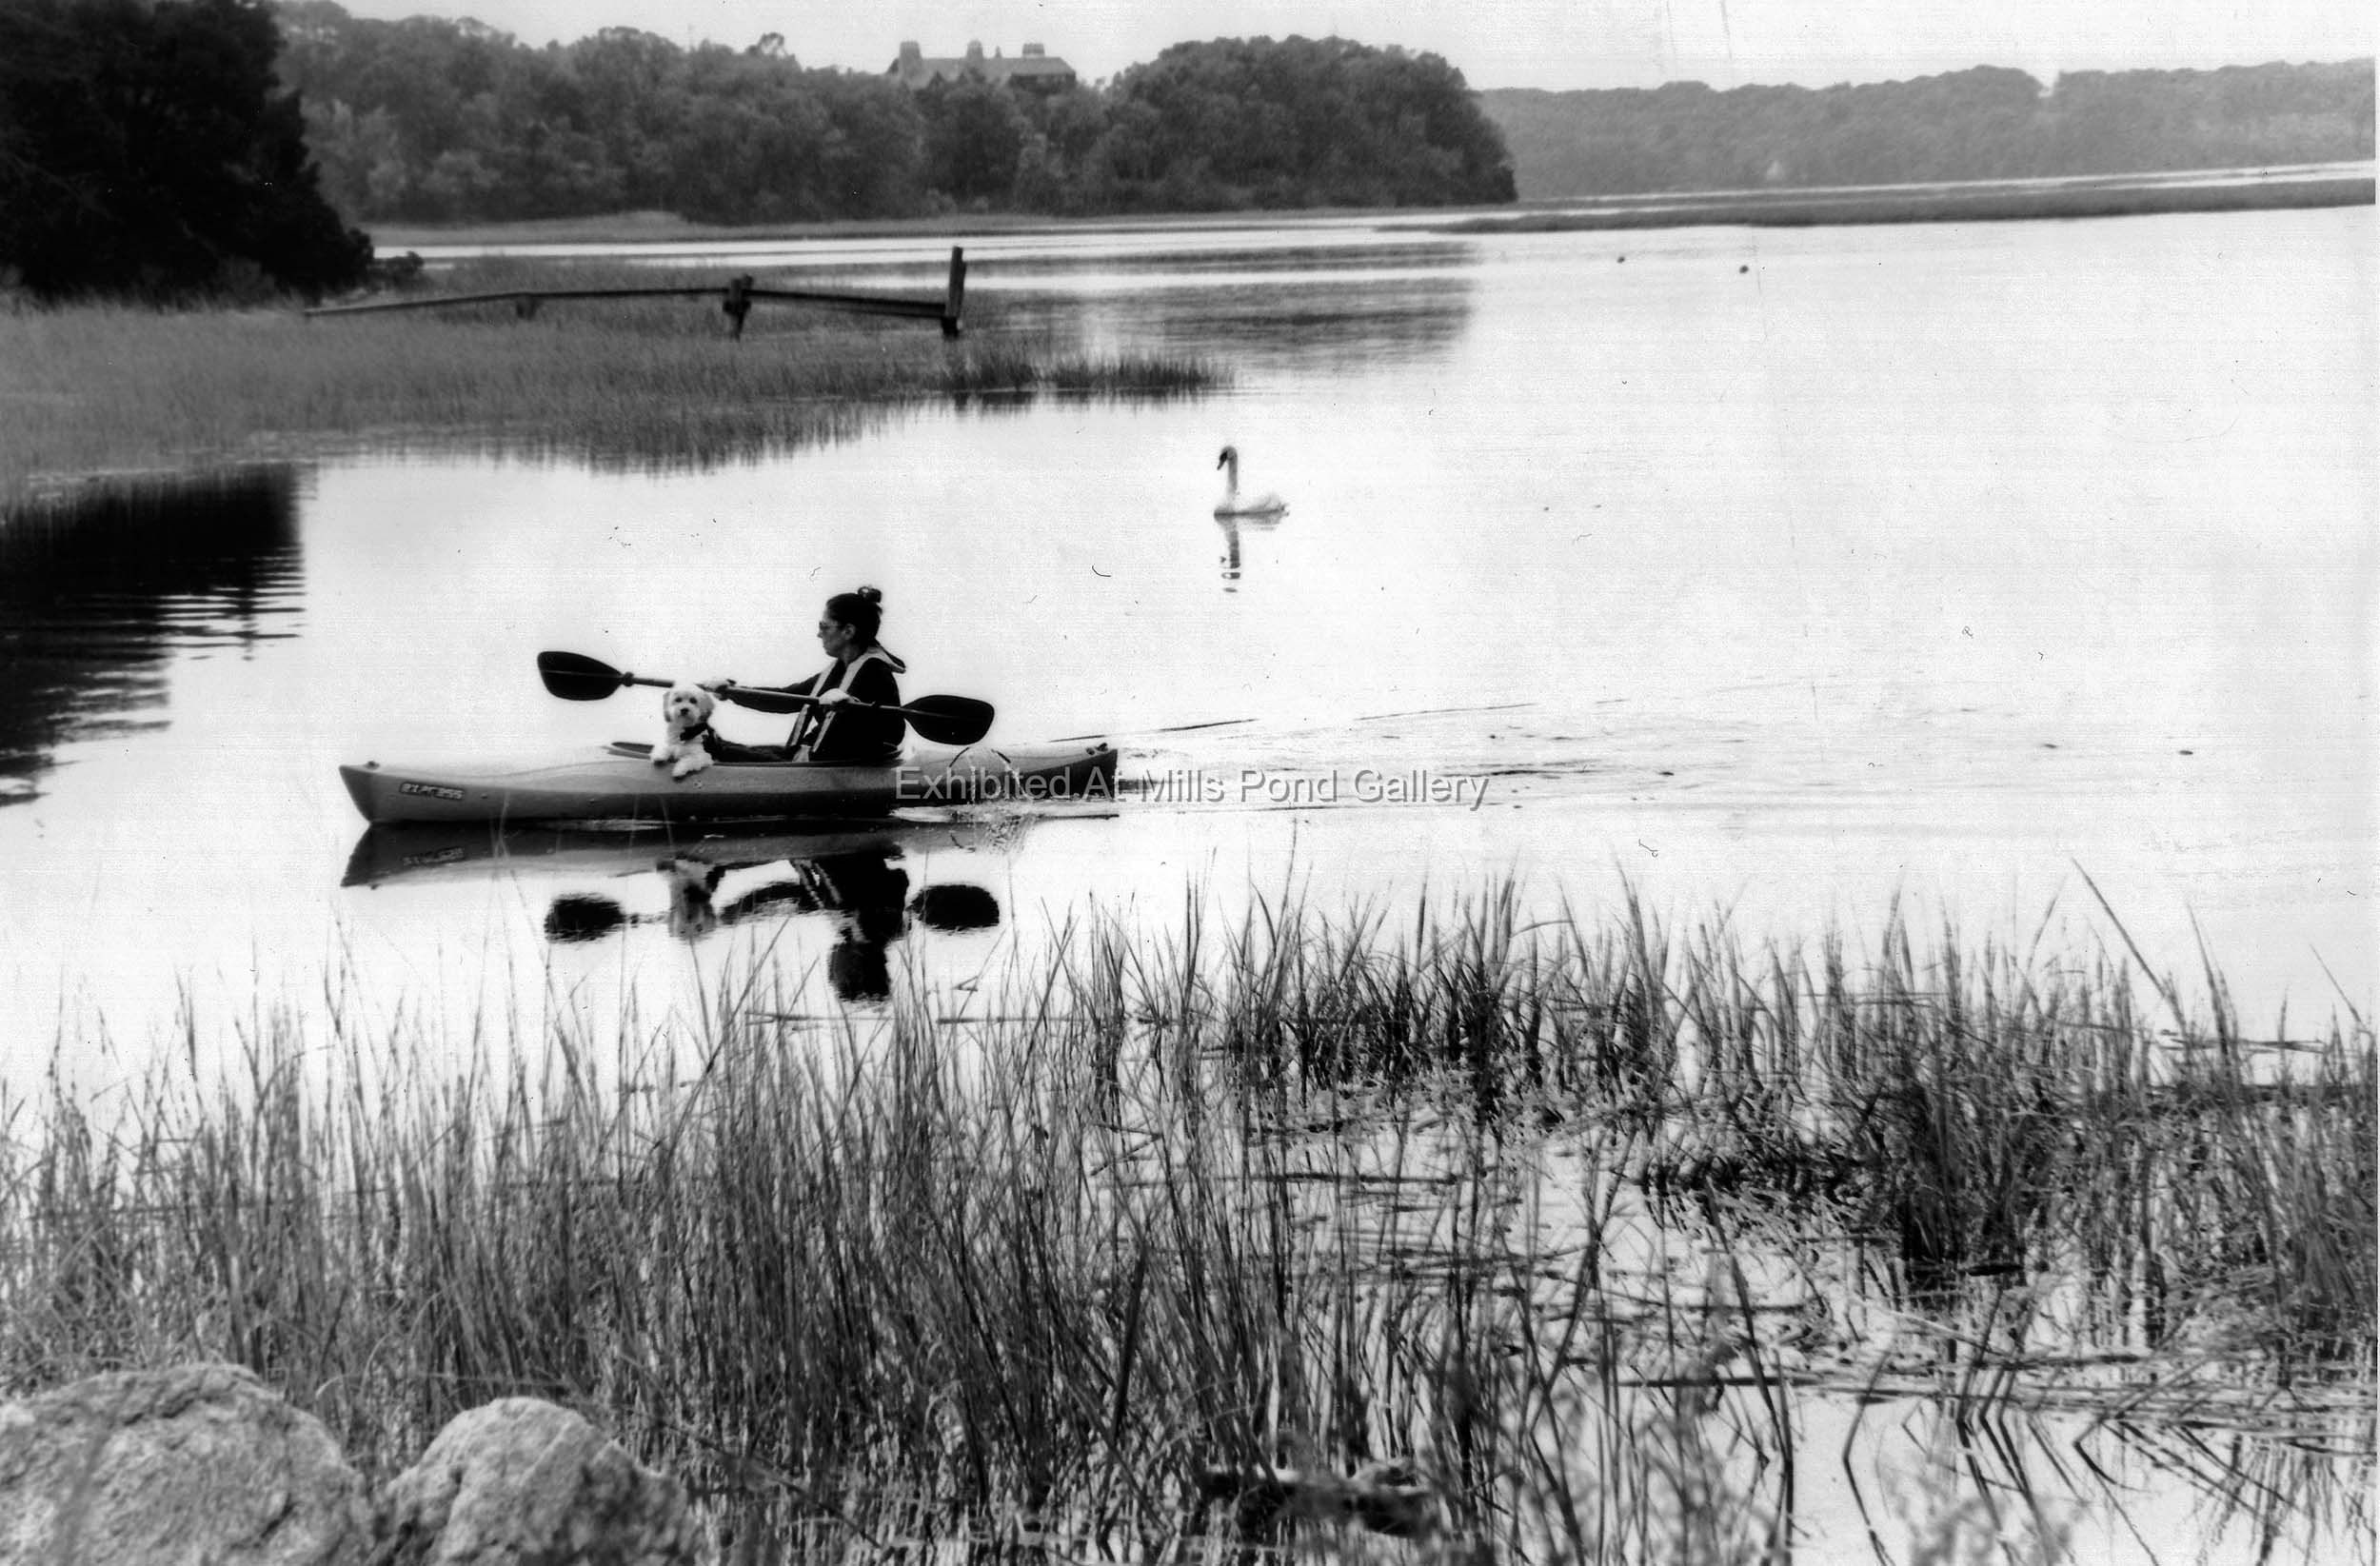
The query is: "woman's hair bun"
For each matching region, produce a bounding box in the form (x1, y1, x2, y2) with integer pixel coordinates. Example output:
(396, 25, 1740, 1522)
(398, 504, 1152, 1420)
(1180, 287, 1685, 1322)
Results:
(855, 585, 882, 605)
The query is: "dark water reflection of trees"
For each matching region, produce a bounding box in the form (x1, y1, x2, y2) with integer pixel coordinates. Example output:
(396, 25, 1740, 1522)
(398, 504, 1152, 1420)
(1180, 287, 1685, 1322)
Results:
(0, 468, 303, 805)
(993, 273, 1475, 373)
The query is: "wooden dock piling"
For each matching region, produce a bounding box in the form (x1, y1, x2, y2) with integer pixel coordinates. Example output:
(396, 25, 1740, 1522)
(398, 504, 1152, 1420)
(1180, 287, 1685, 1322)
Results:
(942, 247, 965, 338)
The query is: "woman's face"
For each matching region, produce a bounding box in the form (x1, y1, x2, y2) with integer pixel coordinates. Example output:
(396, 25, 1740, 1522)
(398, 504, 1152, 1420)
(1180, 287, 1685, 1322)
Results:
(817, 616, 858, 660)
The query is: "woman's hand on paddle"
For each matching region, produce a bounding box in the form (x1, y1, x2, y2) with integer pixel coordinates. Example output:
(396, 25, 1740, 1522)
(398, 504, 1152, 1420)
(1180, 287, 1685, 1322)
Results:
(816, 688, 853, 705)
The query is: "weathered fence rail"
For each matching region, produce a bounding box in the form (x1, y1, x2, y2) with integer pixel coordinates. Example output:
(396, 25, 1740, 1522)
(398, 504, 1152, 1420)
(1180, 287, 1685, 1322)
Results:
(307, 246, 967, 337)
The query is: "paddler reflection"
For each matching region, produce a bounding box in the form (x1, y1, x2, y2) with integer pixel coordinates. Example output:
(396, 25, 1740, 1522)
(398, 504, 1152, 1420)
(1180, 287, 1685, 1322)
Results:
(544, 847, 999, 1003)
(344, 821, 1006, 1002)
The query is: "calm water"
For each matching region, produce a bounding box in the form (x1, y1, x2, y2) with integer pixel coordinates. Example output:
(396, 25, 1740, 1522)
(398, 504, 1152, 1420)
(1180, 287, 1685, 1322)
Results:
(2, 205, 2373, 1562)
(5, 207, 2369, 1061)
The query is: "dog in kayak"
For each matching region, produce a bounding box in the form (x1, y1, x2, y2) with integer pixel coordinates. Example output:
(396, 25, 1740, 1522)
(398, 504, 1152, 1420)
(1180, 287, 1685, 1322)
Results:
(649, 683, 719, 780)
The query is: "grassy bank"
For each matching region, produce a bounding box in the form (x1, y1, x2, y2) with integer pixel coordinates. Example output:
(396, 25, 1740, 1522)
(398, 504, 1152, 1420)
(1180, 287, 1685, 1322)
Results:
(361, 167, 2375, 251)
(1, 889, 2370, 1559)
(0, 262, 1217, 515)
(1438, 172, 2374, 235)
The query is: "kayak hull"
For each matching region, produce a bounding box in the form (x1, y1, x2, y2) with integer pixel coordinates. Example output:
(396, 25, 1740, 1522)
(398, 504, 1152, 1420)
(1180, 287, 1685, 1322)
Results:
(339, 741, 1119, 825)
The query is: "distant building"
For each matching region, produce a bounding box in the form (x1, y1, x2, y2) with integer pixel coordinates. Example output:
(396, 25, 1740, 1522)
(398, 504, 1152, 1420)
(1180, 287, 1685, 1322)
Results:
(889, 40, 1078, 94)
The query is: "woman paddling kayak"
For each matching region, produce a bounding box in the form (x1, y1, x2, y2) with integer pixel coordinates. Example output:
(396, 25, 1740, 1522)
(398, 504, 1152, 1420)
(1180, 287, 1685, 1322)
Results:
(751, 585, 907, 763)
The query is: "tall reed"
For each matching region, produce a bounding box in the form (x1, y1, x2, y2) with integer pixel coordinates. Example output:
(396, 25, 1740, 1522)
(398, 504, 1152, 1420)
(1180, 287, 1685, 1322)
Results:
(0, 888, 2368, 1559)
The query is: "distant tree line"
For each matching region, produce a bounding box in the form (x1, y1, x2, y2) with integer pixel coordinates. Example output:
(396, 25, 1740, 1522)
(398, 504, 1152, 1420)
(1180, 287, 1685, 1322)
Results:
(272, 6, 1518, 224)
(13, 0, 2357, 305)
(1479, 63, 2375, 198)
(0, 0, 368, 299)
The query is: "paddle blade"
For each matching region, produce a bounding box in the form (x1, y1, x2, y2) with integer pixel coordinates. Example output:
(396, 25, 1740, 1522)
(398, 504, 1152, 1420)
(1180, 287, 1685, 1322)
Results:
(911, 883, 1001, 932)
(899, 695, 995, 746)
(538, 650, 627, 702)
(545, 894, 628, 942)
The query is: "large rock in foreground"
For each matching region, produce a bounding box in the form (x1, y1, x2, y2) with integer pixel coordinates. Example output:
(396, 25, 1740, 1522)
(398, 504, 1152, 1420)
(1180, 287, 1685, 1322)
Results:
(377, 1398, 711, 1566)
(0, 1361, 371, 1566)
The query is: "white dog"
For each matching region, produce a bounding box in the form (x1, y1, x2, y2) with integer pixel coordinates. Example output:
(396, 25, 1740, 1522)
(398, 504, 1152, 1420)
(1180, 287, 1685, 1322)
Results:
(649, 683, 717, 780)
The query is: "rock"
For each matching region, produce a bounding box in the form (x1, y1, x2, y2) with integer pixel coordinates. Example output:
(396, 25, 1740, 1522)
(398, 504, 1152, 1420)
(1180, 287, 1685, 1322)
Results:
(0, 1361, 372, 1566)
(376, 1398, 711, 1566)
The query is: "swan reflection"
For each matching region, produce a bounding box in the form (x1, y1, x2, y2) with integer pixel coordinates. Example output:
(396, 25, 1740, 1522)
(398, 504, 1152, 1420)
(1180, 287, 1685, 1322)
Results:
(1215, 513, 1282, 593)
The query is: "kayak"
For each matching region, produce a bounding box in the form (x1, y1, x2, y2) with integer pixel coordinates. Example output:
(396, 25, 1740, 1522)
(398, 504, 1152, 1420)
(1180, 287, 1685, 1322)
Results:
(338, 739, 1120, 825)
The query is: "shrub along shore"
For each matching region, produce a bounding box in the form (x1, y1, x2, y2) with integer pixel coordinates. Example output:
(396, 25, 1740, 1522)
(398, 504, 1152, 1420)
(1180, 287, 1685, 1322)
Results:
(0, 264, 1217, 516)
(0, 889, 2369, 1557)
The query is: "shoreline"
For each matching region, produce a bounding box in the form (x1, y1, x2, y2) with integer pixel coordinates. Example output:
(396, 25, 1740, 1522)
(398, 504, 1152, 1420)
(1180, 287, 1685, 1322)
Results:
(10, 164, 2360, 513)
(0, 294, 1217, 518)
(1437, 170, 2373, 233)
(363, 162, 2374, 251)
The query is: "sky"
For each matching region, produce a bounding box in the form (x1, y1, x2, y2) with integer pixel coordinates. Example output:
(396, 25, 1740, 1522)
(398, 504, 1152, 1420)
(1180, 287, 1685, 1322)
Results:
(329, 0, 2374, 91)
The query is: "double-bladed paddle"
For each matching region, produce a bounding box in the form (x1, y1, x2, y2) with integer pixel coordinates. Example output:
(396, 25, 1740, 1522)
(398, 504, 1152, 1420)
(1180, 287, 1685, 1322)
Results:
(536, 650, 994, 746)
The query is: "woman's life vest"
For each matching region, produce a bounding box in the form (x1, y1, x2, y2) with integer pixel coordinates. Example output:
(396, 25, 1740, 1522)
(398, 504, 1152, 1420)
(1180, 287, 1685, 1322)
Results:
(789, 644, 906, 762)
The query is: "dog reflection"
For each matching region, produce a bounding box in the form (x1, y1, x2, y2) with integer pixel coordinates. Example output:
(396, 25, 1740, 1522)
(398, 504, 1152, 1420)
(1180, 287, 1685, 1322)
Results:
(660, 857, 724, 939)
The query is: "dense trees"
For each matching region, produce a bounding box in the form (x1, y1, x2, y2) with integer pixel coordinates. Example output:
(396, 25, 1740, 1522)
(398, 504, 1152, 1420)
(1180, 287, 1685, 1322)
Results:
(919, 79, 1031, 208)
(0, 0, 368, 299)
(1481, 61, 2374, 199)
(271, 8, 1517, 224)
(277, 7, 929, 223)
(16, 0, 2351, 294)
(271, 4, 2366, 229)
(1084, 37, 1516, 209)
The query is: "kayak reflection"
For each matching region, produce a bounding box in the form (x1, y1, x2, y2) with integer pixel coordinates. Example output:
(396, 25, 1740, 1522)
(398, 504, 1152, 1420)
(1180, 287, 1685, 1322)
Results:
(344, 819, 1002, 1004)
(343, 818, 987, 889)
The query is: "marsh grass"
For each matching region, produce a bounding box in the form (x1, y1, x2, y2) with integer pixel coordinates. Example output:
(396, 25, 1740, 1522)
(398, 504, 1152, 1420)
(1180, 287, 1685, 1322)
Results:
(1438, 173, 2375, 235)
(0, 889, 2370, 1560)
(0, 262, 1218, 511)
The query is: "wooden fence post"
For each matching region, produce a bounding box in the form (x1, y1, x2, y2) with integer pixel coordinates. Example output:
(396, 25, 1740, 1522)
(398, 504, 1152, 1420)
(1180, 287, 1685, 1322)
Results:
(942, 248, 966, 338)
(723, 274, 755, 339)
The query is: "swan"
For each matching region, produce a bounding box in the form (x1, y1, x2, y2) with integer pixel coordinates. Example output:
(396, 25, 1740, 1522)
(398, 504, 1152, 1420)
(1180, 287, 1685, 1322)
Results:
(1214, 446, 1287, 518)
